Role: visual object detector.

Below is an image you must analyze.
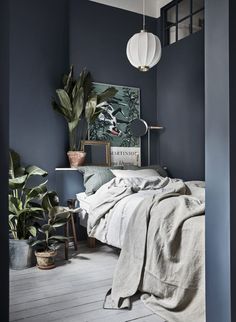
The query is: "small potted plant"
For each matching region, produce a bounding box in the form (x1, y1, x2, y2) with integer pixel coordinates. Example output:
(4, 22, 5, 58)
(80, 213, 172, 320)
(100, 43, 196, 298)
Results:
(31, 192, 70, 269)
(52, 65, 117, 167)
(9, 149, 48, 270)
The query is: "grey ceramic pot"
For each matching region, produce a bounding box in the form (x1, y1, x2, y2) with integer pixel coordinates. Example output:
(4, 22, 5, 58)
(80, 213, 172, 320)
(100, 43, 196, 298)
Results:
(9, 239, 36, 270)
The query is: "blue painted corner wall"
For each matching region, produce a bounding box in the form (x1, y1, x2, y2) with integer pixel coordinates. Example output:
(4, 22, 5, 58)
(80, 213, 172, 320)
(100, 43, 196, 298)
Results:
(9, 0, 69, 189)
(9, 0, 205, 191)
(157, 31, 205, 180)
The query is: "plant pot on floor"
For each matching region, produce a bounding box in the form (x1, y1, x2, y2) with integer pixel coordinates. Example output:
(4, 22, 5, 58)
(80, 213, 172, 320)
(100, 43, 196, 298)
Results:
(35, 250, 57, 270)
(67, 151, 86, 168)
(9, 239, 36, 270)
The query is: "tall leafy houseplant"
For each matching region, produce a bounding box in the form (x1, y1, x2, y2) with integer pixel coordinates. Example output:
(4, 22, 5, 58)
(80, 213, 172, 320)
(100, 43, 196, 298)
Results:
(32, 191, 70, 269)
(52, 66, 117, 167)
(9, 149, 48, 269)
(9, 150, 48, 240)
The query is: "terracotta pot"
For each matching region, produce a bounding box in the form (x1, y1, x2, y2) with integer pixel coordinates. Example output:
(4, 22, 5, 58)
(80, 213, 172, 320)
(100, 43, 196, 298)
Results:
(67, 151, 86, 168)
(35, 250, 57, 270)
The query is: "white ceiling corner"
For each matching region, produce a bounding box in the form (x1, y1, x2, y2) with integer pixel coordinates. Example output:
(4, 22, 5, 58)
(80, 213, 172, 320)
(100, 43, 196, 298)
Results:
(89, 0, 172, 18)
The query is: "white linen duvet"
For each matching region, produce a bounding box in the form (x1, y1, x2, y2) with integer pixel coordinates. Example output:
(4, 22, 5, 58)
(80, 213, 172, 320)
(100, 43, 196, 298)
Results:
(77, 176, 205, 249)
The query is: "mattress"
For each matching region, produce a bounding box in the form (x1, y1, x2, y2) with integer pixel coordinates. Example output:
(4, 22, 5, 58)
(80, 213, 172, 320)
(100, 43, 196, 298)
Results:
(76, 192, 91, 227)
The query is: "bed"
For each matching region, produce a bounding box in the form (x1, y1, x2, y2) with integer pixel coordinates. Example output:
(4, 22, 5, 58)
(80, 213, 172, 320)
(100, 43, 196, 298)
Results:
(75, 167, 205, 322)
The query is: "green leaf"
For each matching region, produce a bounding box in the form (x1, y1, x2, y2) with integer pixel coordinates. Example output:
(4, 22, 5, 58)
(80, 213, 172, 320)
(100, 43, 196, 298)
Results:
(30, 239, 46, 247)
(54, 212, 70, 221)
(42, 191, 59, 211)
(90, 107, 103, 123)
(49, 236, 68, 242)
(9, 195, 22, 213)
(9, 149, 21, 179)
(41, 224, 51, 232)
(9, 214, 17, 221)
(68, 119, 79, 134)
(77, 68, 89, 90)
(97, 87, 118, 104)
(27, 226, 37, 237)
(56, 89, 72, 112)
(72, 86, 84, 119)
(25, 180, 48, 202)
(82, 71, 93, 102)
(63, 65, 74, 93)
(52, 222, 67, 228)
(85, 95, 97, 121)
(25, 165, 48, 178)
(15, 167, 26, 177)
(52, 99, 71, 122)
(9, 175, 27, 190)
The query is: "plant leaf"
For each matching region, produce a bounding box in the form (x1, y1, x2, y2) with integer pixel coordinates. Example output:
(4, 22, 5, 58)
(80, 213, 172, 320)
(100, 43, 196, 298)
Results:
(97, 87, 118, 104)
(24, 180, 48, 202)
(30, 239, 46, 247)
(25, 165, 48, 178)
(56, 89, 72, 113)
(63, 65, 73, 90)
(9, 175, 27, 190)
(68, 119, 79, 133)
(27, 226, 37, 237)
(49, 236, 68, 242)
(9, 149, 21, 179)
(72, 86, 84, 119)
(52, 99, 71, 122)
(42, 191, 59, 211)
(85, 95, 97, 121)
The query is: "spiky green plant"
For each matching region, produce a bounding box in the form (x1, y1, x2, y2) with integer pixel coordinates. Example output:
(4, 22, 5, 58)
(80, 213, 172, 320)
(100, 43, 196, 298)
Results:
(52, 66, 118, 151)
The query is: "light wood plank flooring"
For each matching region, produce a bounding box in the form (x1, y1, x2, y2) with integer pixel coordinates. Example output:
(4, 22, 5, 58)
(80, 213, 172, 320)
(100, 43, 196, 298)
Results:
(10, 243, 165, 322)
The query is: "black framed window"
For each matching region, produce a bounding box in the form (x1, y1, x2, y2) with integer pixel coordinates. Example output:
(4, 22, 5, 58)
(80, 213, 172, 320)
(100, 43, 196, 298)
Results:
(162, 0, 204, 46)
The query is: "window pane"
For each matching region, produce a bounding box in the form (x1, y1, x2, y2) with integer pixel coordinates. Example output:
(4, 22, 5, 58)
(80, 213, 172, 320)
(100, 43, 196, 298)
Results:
(167, 26, 177, 44)
(178, 0, 190, 21)
(192, 0, 204, 13)
(178, 18, 190, 40)
(166, 5, 176, 24)
(192, 11, 204, 33)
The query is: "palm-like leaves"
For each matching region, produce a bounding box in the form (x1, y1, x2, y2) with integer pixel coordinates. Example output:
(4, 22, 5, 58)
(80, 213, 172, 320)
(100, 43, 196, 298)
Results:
(52, 66, 118, 150)
(9, 150, 48, 240)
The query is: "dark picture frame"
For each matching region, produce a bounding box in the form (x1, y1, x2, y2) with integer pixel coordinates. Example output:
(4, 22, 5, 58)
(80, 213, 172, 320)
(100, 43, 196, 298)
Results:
(81, 140, 111, 166)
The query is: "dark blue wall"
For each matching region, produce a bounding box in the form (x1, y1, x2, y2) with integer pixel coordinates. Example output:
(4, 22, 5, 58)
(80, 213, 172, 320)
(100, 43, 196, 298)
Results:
(9, 0, 69, 189)
(205, 0, 236, 321)
(0, 0, 9, 320)
(157, 30, 205, 180)
(69, 0, 159, 166)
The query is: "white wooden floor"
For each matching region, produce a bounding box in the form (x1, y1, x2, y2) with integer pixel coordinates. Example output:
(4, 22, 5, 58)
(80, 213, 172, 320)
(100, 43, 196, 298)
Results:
(10, 243, 165, 322)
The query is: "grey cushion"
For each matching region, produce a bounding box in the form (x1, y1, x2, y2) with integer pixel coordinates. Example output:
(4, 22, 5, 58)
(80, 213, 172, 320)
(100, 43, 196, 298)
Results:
(78, 166, 121, 195)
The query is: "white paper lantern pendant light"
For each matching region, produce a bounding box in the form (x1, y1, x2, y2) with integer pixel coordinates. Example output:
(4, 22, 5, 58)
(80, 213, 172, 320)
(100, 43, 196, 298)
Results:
(126, 0, 162, 72)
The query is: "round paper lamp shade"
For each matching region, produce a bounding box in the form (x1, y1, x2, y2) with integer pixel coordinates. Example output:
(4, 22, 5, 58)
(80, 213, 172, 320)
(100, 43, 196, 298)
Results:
(126, 31, 162, 71)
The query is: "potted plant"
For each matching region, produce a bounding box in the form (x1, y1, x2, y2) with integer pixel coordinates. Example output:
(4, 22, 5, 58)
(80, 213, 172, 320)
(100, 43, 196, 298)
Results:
(52, 65, 117, 167)
(9, 149, 48, 269)
(31, 192, 69, 269)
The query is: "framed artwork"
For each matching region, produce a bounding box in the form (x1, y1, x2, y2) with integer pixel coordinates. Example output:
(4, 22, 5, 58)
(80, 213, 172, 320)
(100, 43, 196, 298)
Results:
(81, 140, 111, 166)
(89, 83, 141, 166)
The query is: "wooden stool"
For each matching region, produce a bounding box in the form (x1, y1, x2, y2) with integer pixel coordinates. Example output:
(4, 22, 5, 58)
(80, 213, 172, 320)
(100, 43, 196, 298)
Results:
(64, 211, 78, 260)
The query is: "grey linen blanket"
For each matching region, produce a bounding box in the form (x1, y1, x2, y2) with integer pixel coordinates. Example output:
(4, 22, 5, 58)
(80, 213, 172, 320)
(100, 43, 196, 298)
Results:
(88, 177, 205, 322)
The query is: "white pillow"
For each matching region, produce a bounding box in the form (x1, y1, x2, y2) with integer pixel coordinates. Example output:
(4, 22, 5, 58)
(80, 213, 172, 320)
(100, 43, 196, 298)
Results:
(111, 169, 159, 178)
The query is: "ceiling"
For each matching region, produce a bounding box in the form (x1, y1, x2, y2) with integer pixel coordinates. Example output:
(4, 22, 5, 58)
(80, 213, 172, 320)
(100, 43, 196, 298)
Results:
(89, 0, 172, 18)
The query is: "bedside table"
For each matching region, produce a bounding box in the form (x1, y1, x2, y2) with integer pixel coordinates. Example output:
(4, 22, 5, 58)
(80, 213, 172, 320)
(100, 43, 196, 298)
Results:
(64, 199, 79, 260)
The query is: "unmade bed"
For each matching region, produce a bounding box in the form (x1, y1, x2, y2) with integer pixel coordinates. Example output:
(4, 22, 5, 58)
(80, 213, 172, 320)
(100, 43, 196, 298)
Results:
(76, 168, 205, 322)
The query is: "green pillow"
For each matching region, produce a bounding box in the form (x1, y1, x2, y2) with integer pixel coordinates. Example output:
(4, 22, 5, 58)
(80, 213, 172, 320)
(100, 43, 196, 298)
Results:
(78, 166, 119, 195)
